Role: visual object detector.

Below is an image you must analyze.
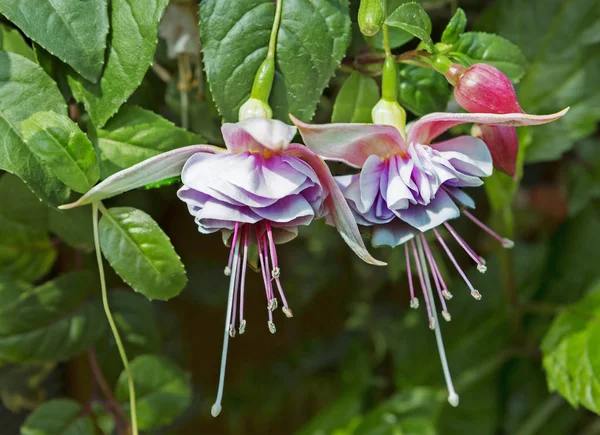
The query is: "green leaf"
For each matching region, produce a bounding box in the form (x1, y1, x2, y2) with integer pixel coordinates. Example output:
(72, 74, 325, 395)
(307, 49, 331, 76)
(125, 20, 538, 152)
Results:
(200, 0, 351, 122)
(0, 272, 106, 363)
(478, 0, 600, 163)
(385, 2, 434, 52)
(0, 362, 55, 412)
(332, 73, 380, 123)
(20, 398, 94, 435)
(542, 284, 600, 414)
(441, 8, 467, 45)
(93, 105, 205, 179)
(0, 24, 35, 61)
(566, 139, 600, 216)
(0, 0, 108, 82)
(451, 32, 527, 82)
(0, 173, 49, 230)
(68, 0, 169, 127)
(397, 64, 451, 116)
(116, 355, 192, 430)
(0, 52, 70, 206)
(96, 291, 161, 382)
(99, 207, 187, 301)
(21, 111, 99, 193)
(48, 206, 94, 252)
(296, 393, 363, 435)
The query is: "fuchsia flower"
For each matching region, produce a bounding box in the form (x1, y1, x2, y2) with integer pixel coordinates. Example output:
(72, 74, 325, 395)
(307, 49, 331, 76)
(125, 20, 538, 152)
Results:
(61, 117, 383, 416)
(293, 108, 567, 404)
(447, 63, 528, 177)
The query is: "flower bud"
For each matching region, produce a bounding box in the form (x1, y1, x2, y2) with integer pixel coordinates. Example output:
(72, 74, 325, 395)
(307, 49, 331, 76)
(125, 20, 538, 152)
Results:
(238, 97, 273, 120)
(454, 64, 523, 114)
(358, 0, 385, 36)
(372, 99, 406, 138)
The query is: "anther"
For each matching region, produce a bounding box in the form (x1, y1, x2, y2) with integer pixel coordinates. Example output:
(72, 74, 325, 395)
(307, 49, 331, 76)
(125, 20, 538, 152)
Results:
(229, 325, 236, 338)
(272, 267, 280, 279)
(477, 264, 487, 274)
(268, 298, 278, 311)
(479, 257, 486, 265)
(239, 320, 246, 335)
(410, 297, 420, 309)
(282, 307, 293, 318)
(211, 404, 222, 417)
(429, 318, 436, 330)
(448, 393, 460, 407)
(442, 290, 453, 300)
(224, 266, 231, 276)
(442, 311, 451, 322)
(471, 289, 482, 300)
(502, 238, 515, 249)
(268, 321, 276, 334)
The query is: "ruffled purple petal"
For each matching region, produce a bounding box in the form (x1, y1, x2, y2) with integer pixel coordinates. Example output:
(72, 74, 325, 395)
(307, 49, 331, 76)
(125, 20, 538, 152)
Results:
(372, 221, 418, 248)
(394, 189, 460, 232)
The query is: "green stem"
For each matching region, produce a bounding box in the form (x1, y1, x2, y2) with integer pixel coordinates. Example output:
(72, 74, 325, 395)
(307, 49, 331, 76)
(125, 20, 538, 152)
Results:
(382, 24, 392, 57)
(93, 203, 138, 435)
(514, 395, 563, 435)
(498, 205, 522, 343)
(268, 0, 283, 60)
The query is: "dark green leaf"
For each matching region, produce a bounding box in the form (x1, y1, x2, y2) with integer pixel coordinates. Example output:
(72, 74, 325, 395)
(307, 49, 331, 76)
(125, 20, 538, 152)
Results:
(48, 206, 94, 252)
(68, 0, 170, 127)
(0, 0, 108, 82)
(542, 284, 600, 413)
(451, 32, 526, 82)
(397, 64, 451, 116)
(21, 111, 99, 193)
(93, 105, 204, 179)
(441, 8, 467, 45)
(0, 173, 48, 230)
(566, 139, 600, 216)
(296, 393, 363, 435)
(332, 72, 380, 123)
(96, 291, 161, 382)
(99, 207, 187, 301)
(200, 0, 351, 122)
(0, 24, 35, 61)
(0, 362, 55, 412)
(0, 52, 70, 206)
(385, 2, 434, 52)
(20, 398, 94, 435)
(116, 355, 192, 430)
(478, 0, 600, 162)
(0, 272, 106, 363)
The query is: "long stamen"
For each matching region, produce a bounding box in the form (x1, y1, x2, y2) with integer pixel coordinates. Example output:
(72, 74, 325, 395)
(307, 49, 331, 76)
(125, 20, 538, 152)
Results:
(224, 223, 240, 276)
(229, 228, 243, 338)
(239, 227, 249, 334)
(429, 248, 452, 300)
(420, 234, 450, 321)
(443, 222, 487, 273)
(256, 226, 276, 333)
(433, 228, 482, 300)
(411, 239, 434, 328)
(415, 236, 459, 407)
(266, 222, 292, 318)
(262, 232, 278, 311)
(462, 210, 514, 248)
(405, 243, 419, 309)
(211, 232, 241, 417)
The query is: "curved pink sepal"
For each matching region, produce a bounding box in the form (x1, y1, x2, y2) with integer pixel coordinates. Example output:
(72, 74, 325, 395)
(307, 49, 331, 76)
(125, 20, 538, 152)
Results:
(409, 108, 570, 145)
(59, 145, 226, 209)
(222, 117, 297, 153)
(291, 114, 405, 168)
(478, 125, 519, 178)
(285, 143, 386, 266)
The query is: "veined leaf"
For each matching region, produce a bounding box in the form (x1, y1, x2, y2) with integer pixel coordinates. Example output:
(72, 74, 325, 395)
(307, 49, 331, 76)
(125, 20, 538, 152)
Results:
(397, 64, 451, 116)
(20, 398, 94, 435)
(332, 73, 380, 123)
(0, 24, 35, 61)
(385, 2, 434, 52)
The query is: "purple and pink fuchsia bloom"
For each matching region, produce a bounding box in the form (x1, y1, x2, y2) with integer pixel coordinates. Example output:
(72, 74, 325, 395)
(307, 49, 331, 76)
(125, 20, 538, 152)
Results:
(60, 116, 384, 417)
(293, 107, 568, 404)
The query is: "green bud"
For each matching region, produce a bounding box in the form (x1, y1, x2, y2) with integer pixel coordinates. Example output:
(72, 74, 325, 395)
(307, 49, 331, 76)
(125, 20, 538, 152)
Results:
(432, 54, 453, 74)
(381, 55, 398, 102)
(372, 99, 406, 139)
(239, 97, 273, 120)
(433, 42, 453, 55)
(250, 57, 275, 103)
(358, 0, 386, 37)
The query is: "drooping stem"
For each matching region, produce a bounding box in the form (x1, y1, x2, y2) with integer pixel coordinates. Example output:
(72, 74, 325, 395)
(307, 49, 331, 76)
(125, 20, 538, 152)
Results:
(382, 24, 392, 57)
(268, 0, 284, 60)
(93, 203, 138, 435)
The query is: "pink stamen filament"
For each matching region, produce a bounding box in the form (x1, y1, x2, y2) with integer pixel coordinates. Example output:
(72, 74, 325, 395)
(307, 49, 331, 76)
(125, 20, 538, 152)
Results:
(420, 234, 449, 316)
(261, 232, 276, 307)
(411, 239, 434, 327)
(404, 243, 417, 307)
(229, 233, 243, 337)
(462, 210, 513, 248)
(443, 222, 486, 271)
(225, 223, 240, 275)
(256, 227, 275, 326)
(433, 228, 481, 300)
(265, 223, 292, 315)
(239, 226, 249, 332)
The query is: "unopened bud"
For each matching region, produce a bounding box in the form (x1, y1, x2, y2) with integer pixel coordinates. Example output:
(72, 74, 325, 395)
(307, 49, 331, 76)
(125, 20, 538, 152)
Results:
(372, 99, 406, 137)
(239, 97, 273, 121)
(358, 0, 385, 36)
(454, 64, 523, 114)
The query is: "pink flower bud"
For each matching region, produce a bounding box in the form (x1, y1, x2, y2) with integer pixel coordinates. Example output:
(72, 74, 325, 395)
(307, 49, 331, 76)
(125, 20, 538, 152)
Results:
(454, 64, 523, 114)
